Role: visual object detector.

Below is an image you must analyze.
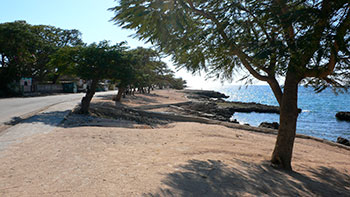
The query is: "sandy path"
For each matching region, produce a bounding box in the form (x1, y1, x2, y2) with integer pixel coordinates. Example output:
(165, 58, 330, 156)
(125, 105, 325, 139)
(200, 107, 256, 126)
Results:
(0, 90, 349, 196)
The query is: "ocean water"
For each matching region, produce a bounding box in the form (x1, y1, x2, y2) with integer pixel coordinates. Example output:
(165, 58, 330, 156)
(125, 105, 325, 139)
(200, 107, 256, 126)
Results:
(219, 85, 350, 142)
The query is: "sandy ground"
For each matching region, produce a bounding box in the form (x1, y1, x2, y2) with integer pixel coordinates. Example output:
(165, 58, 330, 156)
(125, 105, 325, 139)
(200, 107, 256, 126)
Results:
(0, 90, 349, 196)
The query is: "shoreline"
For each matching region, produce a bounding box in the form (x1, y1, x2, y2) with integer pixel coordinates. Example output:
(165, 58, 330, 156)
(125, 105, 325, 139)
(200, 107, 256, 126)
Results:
(175, 89, 350, 150)
(64, 88, 350, 150)
(188, 88, 350, 144)
(0, 89, 349, 196)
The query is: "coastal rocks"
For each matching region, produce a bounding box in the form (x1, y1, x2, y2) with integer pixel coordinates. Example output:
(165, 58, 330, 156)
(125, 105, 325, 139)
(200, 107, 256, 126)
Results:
(336, 137, 350, 146)
(335, 112, 350, 121)
(259, 122, 279, 130)
(184, 90, 229, 100)
(176, 101, 236, 122)
(184, 90, 283, 114)
(217, 101, 281, 114)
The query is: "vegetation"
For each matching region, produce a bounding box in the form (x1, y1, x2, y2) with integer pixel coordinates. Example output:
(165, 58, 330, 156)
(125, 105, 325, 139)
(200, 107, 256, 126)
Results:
(110, 0, 350, 170)
(74, 41, 126, 113)
(0, 21, 185, 113)
(0, 21, 83, 96)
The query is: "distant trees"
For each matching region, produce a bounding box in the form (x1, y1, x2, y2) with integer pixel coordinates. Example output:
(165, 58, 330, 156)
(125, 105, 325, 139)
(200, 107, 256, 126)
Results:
(0, 20, 186, 114)
(0, 21, 83, 96)
(0, 21, 38, 95)
(112, 47, 187, 102)
(110, 0, 350, 170)
(127, 47, 174, 93)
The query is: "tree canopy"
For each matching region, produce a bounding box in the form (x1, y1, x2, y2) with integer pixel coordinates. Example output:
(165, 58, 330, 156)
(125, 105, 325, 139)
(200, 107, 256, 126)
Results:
(111, 0, 349, 93)
(110, 0, 350, 170)
(0, 21, 83, 95)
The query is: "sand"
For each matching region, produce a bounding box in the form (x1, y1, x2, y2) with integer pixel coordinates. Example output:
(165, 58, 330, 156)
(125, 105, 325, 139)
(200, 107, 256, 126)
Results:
(0, 89, 349, 196)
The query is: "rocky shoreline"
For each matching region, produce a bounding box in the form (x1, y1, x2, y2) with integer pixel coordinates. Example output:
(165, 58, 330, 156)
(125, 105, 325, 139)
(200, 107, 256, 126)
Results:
(182, 90, 349, 146)
(181, 90, 281, 122)
(66, 89, 283, 127)
(63, 89, 350, 147)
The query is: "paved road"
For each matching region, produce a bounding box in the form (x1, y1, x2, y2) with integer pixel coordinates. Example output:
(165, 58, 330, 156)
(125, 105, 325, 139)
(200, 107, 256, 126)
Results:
(0, 91, 117, 124)
(0, 91, 117, 152)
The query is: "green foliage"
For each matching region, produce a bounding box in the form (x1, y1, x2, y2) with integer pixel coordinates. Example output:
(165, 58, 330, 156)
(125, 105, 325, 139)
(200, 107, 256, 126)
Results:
(110, 0, 350, 91)
(47, 46, 80, 82)
(75, 41, 126, 81)
(168, 76, 187, 90)
(0, 21, 83, 94)
(111, 0, 350, 170)
(0, 21, 38, 88)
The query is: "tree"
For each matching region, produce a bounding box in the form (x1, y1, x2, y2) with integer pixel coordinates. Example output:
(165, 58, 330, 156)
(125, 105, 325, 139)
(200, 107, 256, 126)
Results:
(129, 47, 165, 93)
(169, 77, 187, 90)
(75, 41, 125, 113)
(110, 0, 350, 170)
(48, 46, 79, 82)
(111, 48, 136, 102)
(32, 25, 83, 83)
(0, 21, 83, 96)
(0, 21, 38, 95)
(112, 47, 183, 101)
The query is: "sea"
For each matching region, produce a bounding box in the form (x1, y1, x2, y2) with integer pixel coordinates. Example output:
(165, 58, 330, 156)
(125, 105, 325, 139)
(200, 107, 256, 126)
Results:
(217, 85, 350, 142)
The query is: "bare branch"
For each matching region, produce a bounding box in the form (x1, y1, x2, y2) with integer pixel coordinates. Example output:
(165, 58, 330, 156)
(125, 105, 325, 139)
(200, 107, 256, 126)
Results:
(273, 0, 296, 48)
(185, 0, 270, 82)
(304, 42, 339, 78)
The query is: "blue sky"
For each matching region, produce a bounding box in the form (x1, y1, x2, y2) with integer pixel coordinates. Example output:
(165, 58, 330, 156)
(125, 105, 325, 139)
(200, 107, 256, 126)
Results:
(1, 0, 237, 89)
(1, 0, 147, 47)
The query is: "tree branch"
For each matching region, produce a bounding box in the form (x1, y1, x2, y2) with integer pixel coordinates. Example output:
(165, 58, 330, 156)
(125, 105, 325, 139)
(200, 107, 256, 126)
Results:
(185, 0, 270, 82)
(304, 41, 339, 78)
(238, 6, 273, 43)
(273, 0, 296, 48)
(304, 5, 349, 78)
(299, 0, 336, 66)
(267, 77, 283, 105)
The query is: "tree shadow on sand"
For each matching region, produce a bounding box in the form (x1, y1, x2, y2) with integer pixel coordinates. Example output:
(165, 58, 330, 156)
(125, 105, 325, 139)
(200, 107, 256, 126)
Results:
(95, 94, 161, 105)
(4, 101, 171, 129)
(5, 110, 71, 127)
(146, 159, 350, 197)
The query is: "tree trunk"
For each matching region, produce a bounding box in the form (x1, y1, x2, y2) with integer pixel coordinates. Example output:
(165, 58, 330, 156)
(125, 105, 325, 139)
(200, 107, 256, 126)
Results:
(271, 73, 299, 171)
(80, 79, 98, 114)
(267, 78, 283, 106)
(115, 87, 125, 102)
(52, 74, 60, 84)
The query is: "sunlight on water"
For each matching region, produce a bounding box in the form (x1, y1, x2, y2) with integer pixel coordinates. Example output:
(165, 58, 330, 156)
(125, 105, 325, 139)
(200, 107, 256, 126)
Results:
(220, 85, 350, 142)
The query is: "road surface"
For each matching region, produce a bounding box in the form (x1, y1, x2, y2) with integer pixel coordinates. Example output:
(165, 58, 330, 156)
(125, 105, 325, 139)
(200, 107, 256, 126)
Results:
(0, 91, 117, 152)
(0, 91, 117, 124)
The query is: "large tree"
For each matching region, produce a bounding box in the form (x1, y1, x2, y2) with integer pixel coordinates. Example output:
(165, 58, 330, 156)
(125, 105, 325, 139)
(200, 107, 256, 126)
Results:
(75, 41, 126, 114)
(0, 21, 83, 95)
(32, 24, 83, 83)
(0, 21, 38, 95)
(110, 0, 350, 170)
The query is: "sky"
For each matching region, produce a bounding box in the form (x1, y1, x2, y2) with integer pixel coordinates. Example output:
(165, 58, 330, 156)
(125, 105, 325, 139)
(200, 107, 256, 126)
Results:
(0, 0, 249, 89)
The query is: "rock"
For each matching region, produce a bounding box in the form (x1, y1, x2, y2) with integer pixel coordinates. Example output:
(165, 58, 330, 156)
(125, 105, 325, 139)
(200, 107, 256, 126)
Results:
(184, 89, 302, 114)
(184, 90, 229, 100)
(335, 112, 350, 121)
(180, 101, 235, 121)
(230, 118, 239, 124)
(218, 101, 281, 114)
(259, 122, 279, 129)
(336, 137, 350, 146)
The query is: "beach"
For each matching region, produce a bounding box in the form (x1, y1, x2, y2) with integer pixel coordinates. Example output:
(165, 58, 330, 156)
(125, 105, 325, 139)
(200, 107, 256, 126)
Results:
(0, 89, 349, 196)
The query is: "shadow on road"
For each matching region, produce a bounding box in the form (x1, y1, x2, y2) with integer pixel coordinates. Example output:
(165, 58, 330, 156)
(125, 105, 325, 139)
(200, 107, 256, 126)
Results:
(4, 102, 166, 129)
(146, 159, 350, 196)
(5, 110, 71, 127)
